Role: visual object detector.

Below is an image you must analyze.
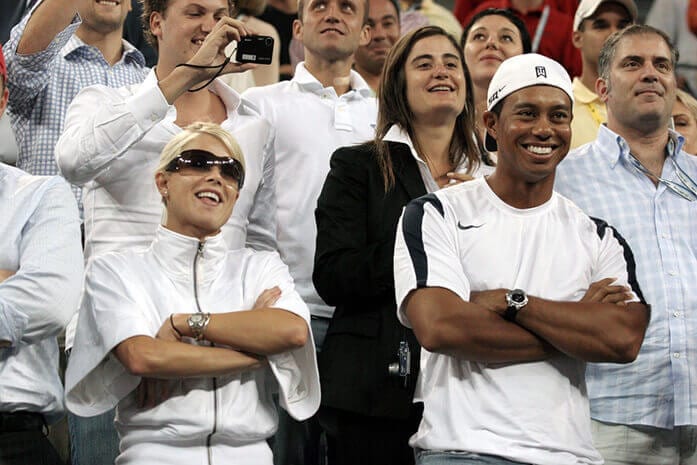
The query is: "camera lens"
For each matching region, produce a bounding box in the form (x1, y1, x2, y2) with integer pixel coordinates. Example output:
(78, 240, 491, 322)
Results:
(265, 37, 273, 47)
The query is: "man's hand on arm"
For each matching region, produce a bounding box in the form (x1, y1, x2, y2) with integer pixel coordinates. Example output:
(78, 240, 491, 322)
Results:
(405, 287, 557, 364)
(510, 283, 648, 364)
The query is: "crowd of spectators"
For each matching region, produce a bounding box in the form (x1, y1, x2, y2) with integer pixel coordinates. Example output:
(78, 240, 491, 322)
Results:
(0, 0, 696, 464)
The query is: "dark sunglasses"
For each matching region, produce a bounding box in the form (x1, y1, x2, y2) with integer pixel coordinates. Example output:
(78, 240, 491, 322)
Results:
(166, 149, 245, 189)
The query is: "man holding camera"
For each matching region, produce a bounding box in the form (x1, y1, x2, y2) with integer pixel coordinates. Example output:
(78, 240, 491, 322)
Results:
(54, 1, 277, 463)
(56, 0, 277, 258)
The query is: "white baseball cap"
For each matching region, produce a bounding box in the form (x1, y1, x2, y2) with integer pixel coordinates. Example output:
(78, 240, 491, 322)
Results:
(485, 53, 573, 152)
(573, 0, 637, 32)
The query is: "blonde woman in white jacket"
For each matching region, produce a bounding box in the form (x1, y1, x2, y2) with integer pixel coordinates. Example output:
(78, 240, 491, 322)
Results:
(65, 122, 320, 465)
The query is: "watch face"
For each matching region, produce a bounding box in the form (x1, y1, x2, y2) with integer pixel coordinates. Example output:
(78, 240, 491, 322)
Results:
(511, 292, 526, 303)
(189, 314, 204, 324)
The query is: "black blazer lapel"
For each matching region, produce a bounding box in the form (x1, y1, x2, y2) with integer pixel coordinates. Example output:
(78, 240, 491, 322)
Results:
(390, 142, 428, 201)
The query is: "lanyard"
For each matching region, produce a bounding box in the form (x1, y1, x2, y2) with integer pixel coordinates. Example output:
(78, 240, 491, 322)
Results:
(586, 101, 605, 127)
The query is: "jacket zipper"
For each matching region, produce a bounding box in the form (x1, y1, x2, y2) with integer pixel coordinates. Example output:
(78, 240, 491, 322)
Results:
(194, 242, 218, 465)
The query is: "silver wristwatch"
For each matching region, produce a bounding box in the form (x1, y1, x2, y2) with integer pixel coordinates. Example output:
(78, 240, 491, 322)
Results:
(187, 312, 211, 340)
(504, 289, 528, 322)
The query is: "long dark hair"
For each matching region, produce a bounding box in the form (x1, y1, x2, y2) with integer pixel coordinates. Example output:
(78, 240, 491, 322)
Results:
(374, 26, 483, 190)
(461, 8, 532, 54)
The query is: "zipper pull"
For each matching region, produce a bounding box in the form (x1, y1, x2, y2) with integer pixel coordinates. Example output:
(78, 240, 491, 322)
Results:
(197, 241, 204, 257)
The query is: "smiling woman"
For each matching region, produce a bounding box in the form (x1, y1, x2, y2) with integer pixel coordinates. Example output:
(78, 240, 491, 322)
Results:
(65, 122, 320, 465)
(313, 26, 491, 465)
(154, 122, 246, 239)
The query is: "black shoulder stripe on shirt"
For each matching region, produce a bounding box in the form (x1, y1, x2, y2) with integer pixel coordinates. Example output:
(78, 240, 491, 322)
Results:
(590, 216, 647, 305)
(402, 194, 444, 288)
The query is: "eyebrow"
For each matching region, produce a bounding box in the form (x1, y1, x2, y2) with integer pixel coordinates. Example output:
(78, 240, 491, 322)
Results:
(184, 3, 229, 13)
(410, 52, 460, 62)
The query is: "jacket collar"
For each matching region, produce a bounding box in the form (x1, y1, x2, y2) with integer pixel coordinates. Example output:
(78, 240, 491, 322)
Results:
(150, 225, 228, 283)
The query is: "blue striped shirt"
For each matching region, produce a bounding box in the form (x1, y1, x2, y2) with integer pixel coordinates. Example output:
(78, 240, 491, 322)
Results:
(555, 124, 697, 428)
(2, 10, 147, 187)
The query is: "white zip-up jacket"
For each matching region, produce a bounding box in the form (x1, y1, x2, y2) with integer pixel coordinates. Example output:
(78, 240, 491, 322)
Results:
(65, 226, 320, 464)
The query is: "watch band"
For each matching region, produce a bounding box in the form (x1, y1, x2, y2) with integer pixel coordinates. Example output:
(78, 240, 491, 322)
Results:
(503, 305, 520, 322)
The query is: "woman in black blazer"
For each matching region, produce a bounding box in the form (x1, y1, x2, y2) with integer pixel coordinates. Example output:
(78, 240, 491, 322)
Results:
(313, 26, 493, 465)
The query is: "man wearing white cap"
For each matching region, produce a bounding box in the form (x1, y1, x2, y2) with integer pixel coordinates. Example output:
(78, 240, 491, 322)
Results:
(393, 53, 649, 465)
(570, 0, 636, 149)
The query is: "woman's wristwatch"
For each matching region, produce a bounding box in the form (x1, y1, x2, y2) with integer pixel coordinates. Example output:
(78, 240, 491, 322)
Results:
(187, 312, 211, 340)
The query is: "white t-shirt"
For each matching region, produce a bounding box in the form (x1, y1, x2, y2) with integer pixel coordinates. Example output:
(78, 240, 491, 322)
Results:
(243, 63, 378, 319)
(394, 178, 640, 465)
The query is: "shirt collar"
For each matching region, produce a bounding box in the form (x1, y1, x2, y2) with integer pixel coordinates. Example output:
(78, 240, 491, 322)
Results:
(382, 124, 472, 173)
(595, 124, 686, 168)
(572, 77, 601, 104)
(291, 62, 373, 98)
(150, 225, 228, 282)
(383, 125, 422, 164)
(63, 35, 146, 67)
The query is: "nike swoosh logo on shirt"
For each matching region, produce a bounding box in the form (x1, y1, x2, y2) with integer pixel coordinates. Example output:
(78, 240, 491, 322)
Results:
(457, 221, 484, 230)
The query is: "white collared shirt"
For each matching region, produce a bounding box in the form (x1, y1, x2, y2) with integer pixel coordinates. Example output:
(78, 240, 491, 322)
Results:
(383, 125, 494, 193)
(0, 164, 83, 423)
(56, 71, 275, 346)
(243, 63, 378, 319)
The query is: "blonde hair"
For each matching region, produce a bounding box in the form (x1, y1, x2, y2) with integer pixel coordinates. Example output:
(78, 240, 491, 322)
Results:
(156, 122, 245, 210)
(156, 122, 245, 175)
(676, 89, 697, 121)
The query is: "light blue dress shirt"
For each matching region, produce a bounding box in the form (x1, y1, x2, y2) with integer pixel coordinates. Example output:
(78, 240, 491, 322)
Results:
(0, 163, 83, 423)
(2, 5, 147, 187)
(555, 124, 697, 429)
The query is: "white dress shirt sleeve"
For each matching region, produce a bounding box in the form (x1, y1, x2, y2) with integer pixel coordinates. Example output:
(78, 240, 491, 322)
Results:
(245, 133, 278, 251)
(0, 176, 83, 346)
(55, 77, 170, 185)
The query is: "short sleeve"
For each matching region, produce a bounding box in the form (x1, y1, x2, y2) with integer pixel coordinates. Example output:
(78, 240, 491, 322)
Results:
(393, 193, 471, 327)
(253, 253, 320, 421)
(591, 217, 645, 304)
(65, 256, 157, 417)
